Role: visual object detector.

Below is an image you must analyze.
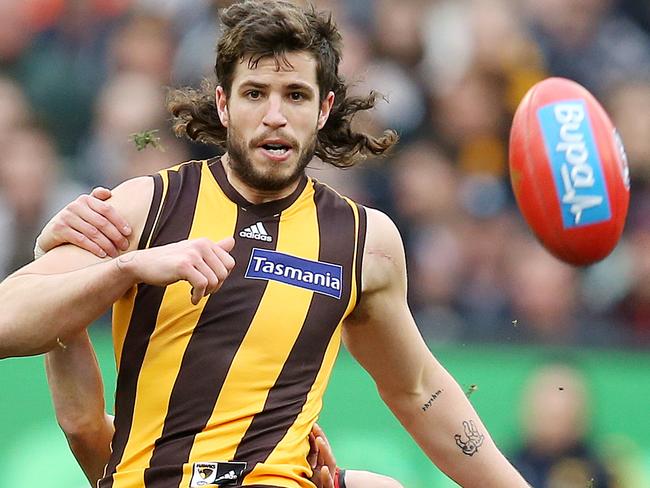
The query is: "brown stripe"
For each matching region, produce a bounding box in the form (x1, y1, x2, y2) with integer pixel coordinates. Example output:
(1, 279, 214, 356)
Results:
(100, 164, 202, 488)
(235, 182, 356, 471)
(137, 174, 163, 250)
(354, 204, 367, 307)
(142, 210, 281, 488)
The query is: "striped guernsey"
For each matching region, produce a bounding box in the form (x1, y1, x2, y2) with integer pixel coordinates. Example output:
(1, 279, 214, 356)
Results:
(100, 158, 366, 488)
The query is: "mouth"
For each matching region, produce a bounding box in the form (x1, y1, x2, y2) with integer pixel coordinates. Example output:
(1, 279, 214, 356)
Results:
(257, 139, 294, 162)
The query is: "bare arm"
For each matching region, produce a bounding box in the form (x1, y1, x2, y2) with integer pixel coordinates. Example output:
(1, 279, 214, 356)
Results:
(45, 332, 114, 485)
(0, 177, 152, 358)
(344, 470, 404, 488)
(343, 209, 529, 487)
(0, 176, 236, 358)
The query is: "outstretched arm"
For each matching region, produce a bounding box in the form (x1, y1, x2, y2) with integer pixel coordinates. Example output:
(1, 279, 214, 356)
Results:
(0, 177, 152, 357)
(343, 209, 529, 487)
(0, 177, 235, 359)
(45, 332, 114, 485)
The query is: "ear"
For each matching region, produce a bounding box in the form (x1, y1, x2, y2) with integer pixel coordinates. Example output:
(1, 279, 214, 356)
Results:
(216, 86, 229, 128)
(317, 91, 335, 130)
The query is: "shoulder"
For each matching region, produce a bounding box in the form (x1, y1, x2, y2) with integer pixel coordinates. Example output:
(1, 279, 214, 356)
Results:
(361, 208, 406, 295)
(109, 176, 154, 213)
(108, 176, 155, 252)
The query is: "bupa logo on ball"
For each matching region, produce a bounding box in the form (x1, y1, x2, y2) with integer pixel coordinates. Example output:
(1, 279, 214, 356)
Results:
(537, 100, 611, 228)
(245, 248, 342, 299)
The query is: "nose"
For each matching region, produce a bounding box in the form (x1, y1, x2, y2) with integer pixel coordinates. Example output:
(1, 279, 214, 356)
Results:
(262, 94, 287, 129)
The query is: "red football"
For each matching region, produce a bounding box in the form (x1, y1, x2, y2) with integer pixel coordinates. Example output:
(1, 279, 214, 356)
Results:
(509, 77, 630, 266)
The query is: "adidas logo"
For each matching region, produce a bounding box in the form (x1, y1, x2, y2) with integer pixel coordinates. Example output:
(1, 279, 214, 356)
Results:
(239, 222, 272, 242)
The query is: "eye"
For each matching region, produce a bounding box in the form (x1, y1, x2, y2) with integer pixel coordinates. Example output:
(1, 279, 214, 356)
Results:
(289, 92, 305, 102)
(246, 90, 262, 100)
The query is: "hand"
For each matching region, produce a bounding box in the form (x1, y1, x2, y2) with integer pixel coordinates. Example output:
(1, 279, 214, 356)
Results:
(37, 187, 132, 258)
(117, 237, 236, 305)
(308, 423, 337, 488)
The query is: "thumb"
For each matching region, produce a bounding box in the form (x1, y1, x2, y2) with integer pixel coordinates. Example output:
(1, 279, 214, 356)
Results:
(91, 187, 112, 200)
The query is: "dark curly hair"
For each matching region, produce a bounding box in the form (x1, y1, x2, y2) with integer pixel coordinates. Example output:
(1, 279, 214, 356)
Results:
(167, 0, 398, 167)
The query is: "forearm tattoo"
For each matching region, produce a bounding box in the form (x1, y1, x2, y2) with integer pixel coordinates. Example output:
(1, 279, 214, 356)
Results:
(421, 389, 444, 412)
(454, 420, 485, 456)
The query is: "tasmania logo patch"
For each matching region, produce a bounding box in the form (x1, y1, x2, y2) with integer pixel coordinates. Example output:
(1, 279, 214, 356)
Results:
(189, 461, 246, 487)
(245, 248, 343, 299)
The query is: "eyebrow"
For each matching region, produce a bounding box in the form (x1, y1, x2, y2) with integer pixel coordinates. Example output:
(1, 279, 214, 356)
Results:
(238, 80, 316, 95)
(239, 81, 269, 90)
(286, 82, 315, 95)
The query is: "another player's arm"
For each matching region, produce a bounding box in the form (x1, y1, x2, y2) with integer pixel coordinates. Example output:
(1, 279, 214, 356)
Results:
(45, 331, 114, 485)
(0, 177, 152, 358)
(0, 177, 235, 359)
(343, 209, 529, 488)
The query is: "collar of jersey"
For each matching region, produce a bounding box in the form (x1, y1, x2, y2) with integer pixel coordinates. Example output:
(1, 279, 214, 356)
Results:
(208, 156, 308, 218)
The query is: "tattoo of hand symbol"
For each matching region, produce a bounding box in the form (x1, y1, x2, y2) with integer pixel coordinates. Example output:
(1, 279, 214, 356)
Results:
(454, 420, 485, 456)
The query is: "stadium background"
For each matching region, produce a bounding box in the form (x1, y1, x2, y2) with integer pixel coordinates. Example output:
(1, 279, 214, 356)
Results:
(1, 0, 650, 486)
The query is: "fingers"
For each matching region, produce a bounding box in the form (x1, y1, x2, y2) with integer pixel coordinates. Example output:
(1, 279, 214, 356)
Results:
(312, 423, 326, 440)
(50, 192, 131, 257)
(307, 432, 318, 469)
(211, 242, 236, 272)
(90, 187, 112, 201)
(63, 227, 110, 258)
(316, 434, 336, 473)
(63, 212, 120, 257)
(183, 265, 209, 305)
(192, 259, 220, 298)
(85, 196, 132, 240)
(183, 238, 236, 304)
(216, 236, 236, 252)
(319, 466, 334, 488)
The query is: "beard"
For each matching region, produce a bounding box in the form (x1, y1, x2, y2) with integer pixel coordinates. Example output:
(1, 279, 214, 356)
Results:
(226, 127, 317, 192)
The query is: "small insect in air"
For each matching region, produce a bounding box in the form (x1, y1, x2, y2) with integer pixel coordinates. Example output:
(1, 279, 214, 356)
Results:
(130, 129, 164, 151)
(465, 384, 478, 398)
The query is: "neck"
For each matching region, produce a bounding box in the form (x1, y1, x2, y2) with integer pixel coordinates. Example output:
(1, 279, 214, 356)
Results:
(221, 153, 300, 204)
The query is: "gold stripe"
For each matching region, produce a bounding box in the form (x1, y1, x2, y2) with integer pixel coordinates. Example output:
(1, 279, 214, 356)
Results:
(112, 171, 170, 371)
(180, 180, 319, 487)
(115, 162, 238, 481)
(247, 196, 360, 484)
(112, 286, 137, 372)
(245, 329, 342, 487)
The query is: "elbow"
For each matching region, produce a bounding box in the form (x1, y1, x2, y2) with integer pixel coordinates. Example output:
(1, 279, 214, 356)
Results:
(57, 413, 103, 439)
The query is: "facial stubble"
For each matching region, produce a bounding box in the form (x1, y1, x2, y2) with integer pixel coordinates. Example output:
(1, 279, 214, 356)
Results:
(226, 126, 318, 192)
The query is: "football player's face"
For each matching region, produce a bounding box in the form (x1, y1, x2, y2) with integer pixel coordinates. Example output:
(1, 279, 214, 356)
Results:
(216, 51, 334, 192)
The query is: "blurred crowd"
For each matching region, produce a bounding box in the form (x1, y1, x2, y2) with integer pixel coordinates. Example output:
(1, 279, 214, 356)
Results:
(1, 0, 650, 349)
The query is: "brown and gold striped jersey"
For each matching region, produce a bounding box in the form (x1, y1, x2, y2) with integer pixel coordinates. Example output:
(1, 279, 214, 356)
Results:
(100, 158, 366, 488)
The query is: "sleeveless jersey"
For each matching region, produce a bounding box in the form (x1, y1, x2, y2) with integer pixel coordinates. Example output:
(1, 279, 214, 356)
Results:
(99, 158, 367, 488)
